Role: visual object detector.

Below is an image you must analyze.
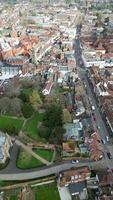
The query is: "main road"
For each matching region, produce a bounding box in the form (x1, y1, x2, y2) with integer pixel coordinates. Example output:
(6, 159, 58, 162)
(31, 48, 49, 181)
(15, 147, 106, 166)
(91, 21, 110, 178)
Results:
(74, 36, 113, 172)
(0, 159, 106, 181)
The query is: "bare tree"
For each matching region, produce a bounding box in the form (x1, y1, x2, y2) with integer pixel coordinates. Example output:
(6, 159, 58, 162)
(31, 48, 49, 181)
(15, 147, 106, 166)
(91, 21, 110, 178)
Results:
(4, 82, 20, 98)
(10, 98, 22, 116)
(0, 97, 11, 114)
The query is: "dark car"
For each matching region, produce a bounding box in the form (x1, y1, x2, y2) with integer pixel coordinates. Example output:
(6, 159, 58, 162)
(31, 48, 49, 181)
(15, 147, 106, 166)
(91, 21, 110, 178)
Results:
(107, 152, 112, 159)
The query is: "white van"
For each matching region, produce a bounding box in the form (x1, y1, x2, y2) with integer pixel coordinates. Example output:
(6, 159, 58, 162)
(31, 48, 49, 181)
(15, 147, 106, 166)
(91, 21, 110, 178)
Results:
(91, 106, 95, 111)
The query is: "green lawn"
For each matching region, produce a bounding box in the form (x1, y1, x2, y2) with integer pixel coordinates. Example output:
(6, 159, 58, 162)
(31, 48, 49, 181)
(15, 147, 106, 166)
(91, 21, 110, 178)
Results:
(33, 183, 60, 200)
(17, 150, 44, 169)
(24, 112, 44, 141)
(33, 149, 53, 162)
(0, 116, 24, 132)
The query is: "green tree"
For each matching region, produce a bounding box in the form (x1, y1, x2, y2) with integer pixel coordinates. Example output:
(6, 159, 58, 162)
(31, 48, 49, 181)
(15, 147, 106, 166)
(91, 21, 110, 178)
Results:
(38, 125, 50, 139)
(50, 126, 66, 144)
(29, 90, 42, 111)
(42, 104, 65, 144)
(19, 91, 29, 103)
(43, 104, 63, 129)
(1, 124, 18, 135)
(21, 103, 34, 118)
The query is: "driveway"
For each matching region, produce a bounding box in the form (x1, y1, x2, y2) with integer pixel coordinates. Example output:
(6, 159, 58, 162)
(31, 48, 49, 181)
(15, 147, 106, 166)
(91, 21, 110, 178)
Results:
(58, 185, 71, 200)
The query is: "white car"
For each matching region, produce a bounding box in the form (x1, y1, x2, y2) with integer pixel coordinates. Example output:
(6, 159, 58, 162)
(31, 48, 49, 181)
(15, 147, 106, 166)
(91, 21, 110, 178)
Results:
(91, 106, 95, 111)
(106, 136, 109, 142)
(71, 160, 79, 164)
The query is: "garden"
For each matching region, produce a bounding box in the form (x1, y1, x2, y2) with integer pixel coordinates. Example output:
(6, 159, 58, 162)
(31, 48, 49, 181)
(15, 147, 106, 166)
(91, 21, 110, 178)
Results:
(33, 148, 53, 162)
(16, 149, 44, 169)
(33, 183, 60, 200)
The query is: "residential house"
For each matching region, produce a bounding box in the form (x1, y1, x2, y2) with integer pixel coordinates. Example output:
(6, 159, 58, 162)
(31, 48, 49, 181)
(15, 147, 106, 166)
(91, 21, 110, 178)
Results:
(85, 132, 103, 161)
(42, 82, 53, 96)
(63, 120, 83, 141)
(58, 166, 91, 200)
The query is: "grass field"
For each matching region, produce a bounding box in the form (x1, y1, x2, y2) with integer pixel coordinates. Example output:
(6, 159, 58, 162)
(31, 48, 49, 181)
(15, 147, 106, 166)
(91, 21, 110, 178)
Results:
(33, 149, 53, 162)
(33, 183, 60, 200)
(0, 116, 24, 132)
(16, 150, 44, 169)
(24, 112, 44, 141)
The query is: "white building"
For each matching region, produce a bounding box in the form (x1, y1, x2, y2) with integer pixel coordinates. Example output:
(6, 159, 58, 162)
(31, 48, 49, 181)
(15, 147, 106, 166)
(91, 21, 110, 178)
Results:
(0, 132, 12, 164)
(42, 82, 53, 96)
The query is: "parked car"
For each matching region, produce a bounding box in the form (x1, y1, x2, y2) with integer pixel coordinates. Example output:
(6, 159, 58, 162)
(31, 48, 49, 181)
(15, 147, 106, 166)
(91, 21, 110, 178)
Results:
(107, 152, 112, 159)
(91, 106, 95, 111)
(71, 160, 79, 164)
(101, 139, 105, 144)
(93, 116, 96, 122)
(106, 136, 109, 142)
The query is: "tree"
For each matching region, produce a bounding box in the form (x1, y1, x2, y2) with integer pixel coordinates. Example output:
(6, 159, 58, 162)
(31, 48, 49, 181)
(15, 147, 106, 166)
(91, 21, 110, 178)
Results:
(50, 126, 66, 144)
(42, 104, 65, 144)
(63, 108, 72, 123)
(29, 90, 42, 111)
(0, 97, 11, 114)
(43, 104, 63, 129)
(4, 82, 20, 98)
(38, 125, 50, 139)
(1, 124, 18, 135)
(10, 98, 22, 116)
(19, 91, 29, 103)
(20, 77, 33, 89)
(21, 103, 34, 118)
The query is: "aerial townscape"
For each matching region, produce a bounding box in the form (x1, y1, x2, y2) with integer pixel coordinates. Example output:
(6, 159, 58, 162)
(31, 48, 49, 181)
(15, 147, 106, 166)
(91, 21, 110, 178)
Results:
(1, 0, 113, 199)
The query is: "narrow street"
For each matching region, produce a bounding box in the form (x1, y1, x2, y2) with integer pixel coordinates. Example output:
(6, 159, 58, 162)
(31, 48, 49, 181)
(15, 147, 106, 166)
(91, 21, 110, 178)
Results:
(74, 35, 113, 171)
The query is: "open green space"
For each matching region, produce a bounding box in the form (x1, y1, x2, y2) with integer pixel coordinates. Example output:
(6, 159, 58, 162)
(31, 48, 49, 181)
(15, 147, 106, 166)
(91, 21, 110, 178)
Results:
(0, 116, 24, 132)
(33, 149, 53, 162)
(33, 183, 60, 200)
(16, 150, 44, 169)
(24, 112, 44, 142)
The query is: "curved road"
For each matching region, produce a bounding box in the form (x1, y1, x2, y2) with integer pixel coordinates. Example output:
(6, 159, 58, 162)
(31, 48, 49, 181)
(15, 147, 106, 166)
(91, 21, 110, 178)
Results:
(0, 159, 105, 181)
